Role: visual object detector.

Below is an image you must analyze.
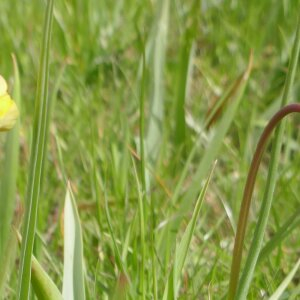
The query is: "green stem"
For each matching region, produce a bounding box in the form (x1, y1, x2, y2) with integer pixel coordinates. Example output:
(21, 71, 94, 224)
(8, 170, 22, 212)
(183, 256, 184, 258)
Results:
(228, 103, 300, 299)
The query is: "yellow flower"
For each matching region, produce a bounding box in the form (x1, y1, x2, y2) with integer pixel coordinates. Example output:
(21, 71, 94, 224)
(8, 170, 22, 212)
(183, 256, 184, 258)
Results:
(0, 75, 19, 131)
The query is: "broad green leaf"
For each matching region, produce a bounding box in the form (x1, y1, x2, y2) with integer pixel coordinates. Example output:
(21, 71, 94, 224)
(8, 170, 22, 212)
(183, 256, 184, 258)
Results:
(62, 185, 85, 300)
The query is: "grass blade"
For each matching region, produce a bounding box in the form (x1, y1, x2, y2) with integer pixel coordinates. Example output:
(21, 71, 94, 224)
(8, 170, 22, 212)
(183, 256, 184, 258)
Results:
(16, 230, 63, 300)
(183, 51, 253, 209)
(257, 207, 300, 264)
(268, 258, 300, 300)
(104, 183, 131, 297)
(145, 0, 170, 163)
(132, 158, 146, 299)
(160, 52, 253, 259)
(163, 162, 216, 300)
(31, 254, 63, 300)
(234, 16, 300, 300)
(62, 184, 85, 300)
(17, 0, 54, 298)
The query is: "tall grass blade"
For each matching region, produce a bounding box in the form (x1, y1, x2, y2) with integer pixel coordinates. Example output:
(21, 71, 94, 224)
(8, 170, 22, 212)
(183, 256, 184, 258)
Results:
(62, 184, 85, 300)
(139, 37, 157, 299)
(0, 54, 21, 293)
(17, 0, 54, 298)
(103, 182, 130, 286)
(132, 158, 146, 299)
(268, 258, 300, 300)
(159, 52, 253, 259)
(163, 162, 216, 300)
(182, 51, 252, 212)
(145, 0, 170, 163)
(234, 16, 300, 300)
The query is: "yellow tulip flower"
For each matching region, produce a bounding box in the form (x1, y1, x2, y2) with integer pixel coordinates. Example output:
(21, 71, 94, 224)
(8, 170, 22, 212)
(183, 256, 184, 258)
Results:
(0, 75, 19, 131)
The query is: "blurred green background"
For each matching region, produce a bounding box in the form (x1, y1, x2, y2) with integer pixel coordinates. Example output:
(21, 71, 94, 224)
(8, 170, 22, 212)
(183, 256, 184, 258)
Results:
(1, 0, 300, 298)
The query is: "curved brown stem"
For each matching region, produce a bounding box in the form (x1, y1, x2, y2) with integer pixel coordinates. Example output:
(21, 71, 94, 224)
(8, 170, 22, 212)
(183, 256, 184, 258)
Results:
(228, 103, 300, 299)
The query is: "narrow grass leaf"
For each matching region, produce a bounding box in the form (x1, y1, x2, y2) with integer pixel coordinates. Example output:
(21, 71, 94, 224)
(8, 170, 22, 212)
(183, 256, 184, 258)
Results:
(17, 0, 54, 299)
(161, 52, 252, 259)
(268, 258, 300, 300)
(62, 184, 85, 300)
(258, 207, 300, 264)
(183, 51, 253, 210)
(132, 158, 146, 299)
(235, 16, 300, 300)
(163, 162, 216, 300)
(103, 181, 130, 284)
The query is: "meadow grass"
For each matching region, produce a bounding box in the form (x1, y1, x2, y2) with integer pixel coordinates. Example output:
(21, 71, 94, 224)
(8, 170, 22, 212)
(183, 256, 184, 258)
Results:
(0, 0, 300, 299)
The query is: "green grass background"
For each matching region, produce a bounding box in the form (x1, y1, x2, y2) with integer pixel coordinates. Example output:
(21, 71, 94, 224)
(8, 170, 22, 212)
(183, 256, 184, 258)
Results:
(0, 0, 300, 299)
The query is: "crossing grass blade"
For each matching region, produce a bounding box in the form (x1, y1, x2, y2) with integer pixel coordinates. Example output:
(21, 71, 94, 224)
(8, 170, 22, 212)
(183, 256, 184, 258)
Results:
(257, 207, 300, 264)
(183, 51, 253, 210)
(234, 16, 300, 300)
(15, 230, 63, 300)
(159, 51, 253, 260)
(0, 54, 21, 293)
(62, 184, 85, 300)
(17, 0, 54, 299)
(268, 258, 300, 300)
(162, 162, 216, 300)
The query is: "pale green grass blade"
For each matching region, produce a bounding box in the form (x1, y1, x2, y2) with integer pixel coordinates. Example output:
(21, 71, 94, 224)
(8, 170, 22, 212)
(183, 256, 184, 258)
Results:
(62, 184, 85, 300)
(17, 0, 54, 298)
(31, 255, 63, 300)
(0, 54, 21, 293)
(183, 52, 253, 209)
(15, 230, 62, 300)
(268, 258, 300, 300)
(235, 17, 300, 300)
(145, 0, 169, 163)
(160, 53, 253, 260)
(163, 162, 216, 300)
